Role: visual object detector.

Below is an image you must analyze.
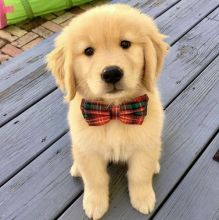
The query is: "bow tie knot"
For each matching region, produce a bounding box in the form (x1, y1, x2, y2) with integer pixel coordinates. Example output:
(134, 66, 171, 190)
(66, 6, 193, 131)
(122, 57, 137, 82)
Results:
(109, 105, 120, 120)
(81, 94, 149, 126)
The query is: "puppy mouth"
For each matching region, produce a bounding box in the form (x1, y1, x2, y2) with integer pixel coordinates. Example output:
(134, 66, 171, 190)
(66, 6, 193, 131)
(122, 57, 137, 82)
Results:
(107, 86, 123, 94)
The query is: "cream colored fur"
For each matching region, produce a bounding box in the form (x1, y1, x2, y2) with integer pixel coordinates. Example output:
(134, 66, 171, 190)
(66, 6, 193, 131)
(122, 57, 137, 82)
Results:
(46, 4, 168, 220)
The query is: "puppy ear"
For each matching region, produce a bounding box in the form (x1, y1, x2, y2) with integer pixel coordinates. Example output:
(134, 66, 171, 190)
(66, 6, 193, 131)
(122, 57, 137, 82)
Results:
(46, 34, 76, 102)
(143, 22, 169, 92)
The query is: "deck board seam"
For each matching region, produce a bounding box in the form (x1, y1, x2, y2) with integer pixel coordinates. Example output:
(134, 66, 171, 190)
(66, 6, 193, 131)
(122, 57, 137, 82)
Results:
(0, 82, 57, 128)
(149, 129, 219, 220)
(164, 53, 219, 110)
(153, 0, 183, 19)
(0, 87, 57, 128)
(0, 129, 68, 188)
(170, 5, 219, 46)
(54, 190, 84, 220)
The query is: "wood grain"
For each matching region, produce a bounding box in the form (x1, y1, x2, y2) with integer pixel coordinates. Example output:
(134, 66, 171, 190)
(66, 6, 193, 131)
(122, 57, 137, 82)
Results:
(0, 90, 68, 186)
(0, 69, 56, 127)
(59, 53, 219, 220)
(111, 0, 181, 18)
(0, 34, 57, 93)
(154, 134, 219, 220)
(0, 34, 57, 126)
(156, 0, 219, 44)
(0, 133, 84, 220)
(159, 8, 219, 106)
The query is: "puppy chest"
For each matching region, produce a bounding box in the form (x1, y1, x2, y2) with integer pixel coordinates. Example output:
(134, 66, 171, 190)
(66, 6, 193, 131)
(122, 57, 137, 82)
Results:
(89, 123, 146, 161)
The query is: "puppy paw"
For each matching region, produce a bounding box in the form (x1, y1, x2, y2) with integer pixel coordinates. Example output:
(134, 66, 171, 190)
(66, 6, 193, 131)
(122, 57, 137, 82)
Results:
(83, 191, 109, 220)
(70, 164, 81, 177)
(154, 162, 160, 174)
(130, 185, 156, 214)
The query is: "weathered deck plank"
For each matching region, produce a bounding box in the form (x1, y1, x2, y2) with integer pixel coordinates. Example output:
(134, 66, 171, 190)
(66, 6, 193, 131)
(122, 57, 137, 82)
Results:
(58, 54, 219, 219)
(111, 0, 181, 17)
(154, 134, 219, 220)
(0, 69, 56, 127)
(0, 34, 57, 93)
(156, 0, 219, 44)
(0, 90, 68, 186)
(159, 8, 219, 105)
(0, 34, 57, 126)
(0, 134, 83, 220)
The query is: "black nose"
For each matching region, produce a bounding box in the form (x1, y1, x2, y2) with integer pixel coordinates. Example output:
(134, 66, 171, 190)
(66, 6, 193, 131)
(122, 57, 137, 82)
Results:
(101, 66, 123, 84)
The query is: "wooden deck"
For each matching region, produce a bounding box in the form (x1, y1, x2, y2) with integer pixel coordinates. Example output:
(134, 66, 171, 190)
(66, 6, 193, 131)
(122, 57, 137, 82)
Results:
(0, 0, 219, 219)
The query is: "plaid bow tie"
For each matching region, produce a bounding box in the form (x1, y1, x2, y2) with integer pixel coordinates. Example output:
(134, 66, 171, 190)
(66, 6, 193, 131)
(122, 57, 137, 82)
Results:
(81, 94, 148, 126)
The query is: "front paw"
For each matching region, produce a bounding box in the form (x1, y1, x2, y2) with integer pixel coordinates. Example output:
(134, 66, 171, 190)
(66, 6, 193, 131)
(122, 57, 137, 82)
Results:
(129, 185, 156, 214)
(83, 190, 109, 220)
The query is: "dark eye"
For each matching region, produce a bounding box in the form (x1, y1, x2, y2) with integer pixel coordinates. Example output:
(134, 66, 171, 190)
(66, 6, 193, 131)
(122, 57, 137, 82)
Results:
(120, 40, 131, 49)
(84, 47, 94, 56)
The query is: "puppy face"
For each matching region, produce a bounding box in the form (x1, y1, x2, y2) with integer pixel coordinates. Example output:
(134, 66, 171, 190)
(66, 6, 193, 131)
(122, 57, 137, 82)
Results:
(71, 21, 144, 101)
(47, 4, 168, 102)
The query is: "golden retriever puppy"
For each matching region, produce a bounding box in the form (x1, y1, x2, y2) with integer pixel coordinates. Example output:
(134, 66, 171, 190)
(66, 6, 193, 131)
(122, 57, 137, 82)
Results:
(47, 4, 168, 219)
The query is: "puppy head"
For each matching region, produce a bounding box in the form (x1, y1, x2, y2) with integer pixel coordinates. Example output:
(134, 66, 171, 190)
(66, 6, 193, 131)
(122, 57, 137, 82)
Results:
(46, 4, 168, 102)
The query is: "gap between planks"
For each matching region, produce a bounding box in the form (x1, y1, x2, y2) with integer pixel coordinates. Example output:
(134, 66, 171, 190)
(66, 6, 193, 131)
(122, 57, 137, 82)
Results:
(0, 86, 57, 128)
(164, 53, 219, 110)
(153, 0, 182, 19)
(0, 129, 69, 188)
(170, 5, 219, 46)
(150, 129, 219, 220)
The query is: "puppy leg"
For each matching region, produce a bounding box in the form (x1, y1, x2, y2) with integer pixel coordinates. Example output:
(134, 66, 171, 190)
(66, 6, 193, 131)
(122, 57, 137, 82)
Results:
(127, 151, 157, 214)
(74, 149, 109, 220)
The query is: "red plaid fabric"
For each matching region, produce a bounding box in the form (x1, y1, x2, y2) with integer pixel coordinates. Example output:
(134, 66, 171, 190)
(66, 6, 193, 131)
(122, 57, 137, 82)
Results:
(81, 94, 149, 126)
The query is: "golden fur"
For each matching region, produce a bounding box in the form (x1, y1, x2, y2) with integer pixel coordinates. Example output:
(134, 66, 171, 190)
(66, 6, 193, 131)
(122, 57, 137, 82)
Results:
(46, 4, 168, 220)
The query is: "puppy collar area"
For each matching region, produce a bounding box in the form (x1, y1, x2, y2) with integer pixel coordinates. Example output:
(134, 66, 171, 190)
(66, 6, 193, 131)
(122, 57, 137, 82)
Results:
(80, 94, 149, 126)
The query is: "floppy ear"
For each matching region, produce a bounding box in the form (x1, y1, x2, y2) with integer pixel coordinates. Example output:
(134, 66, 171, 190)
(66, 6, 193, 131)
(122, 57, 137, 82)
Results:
(46, 34, 76, 102)
(143, 25, 169, 92)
